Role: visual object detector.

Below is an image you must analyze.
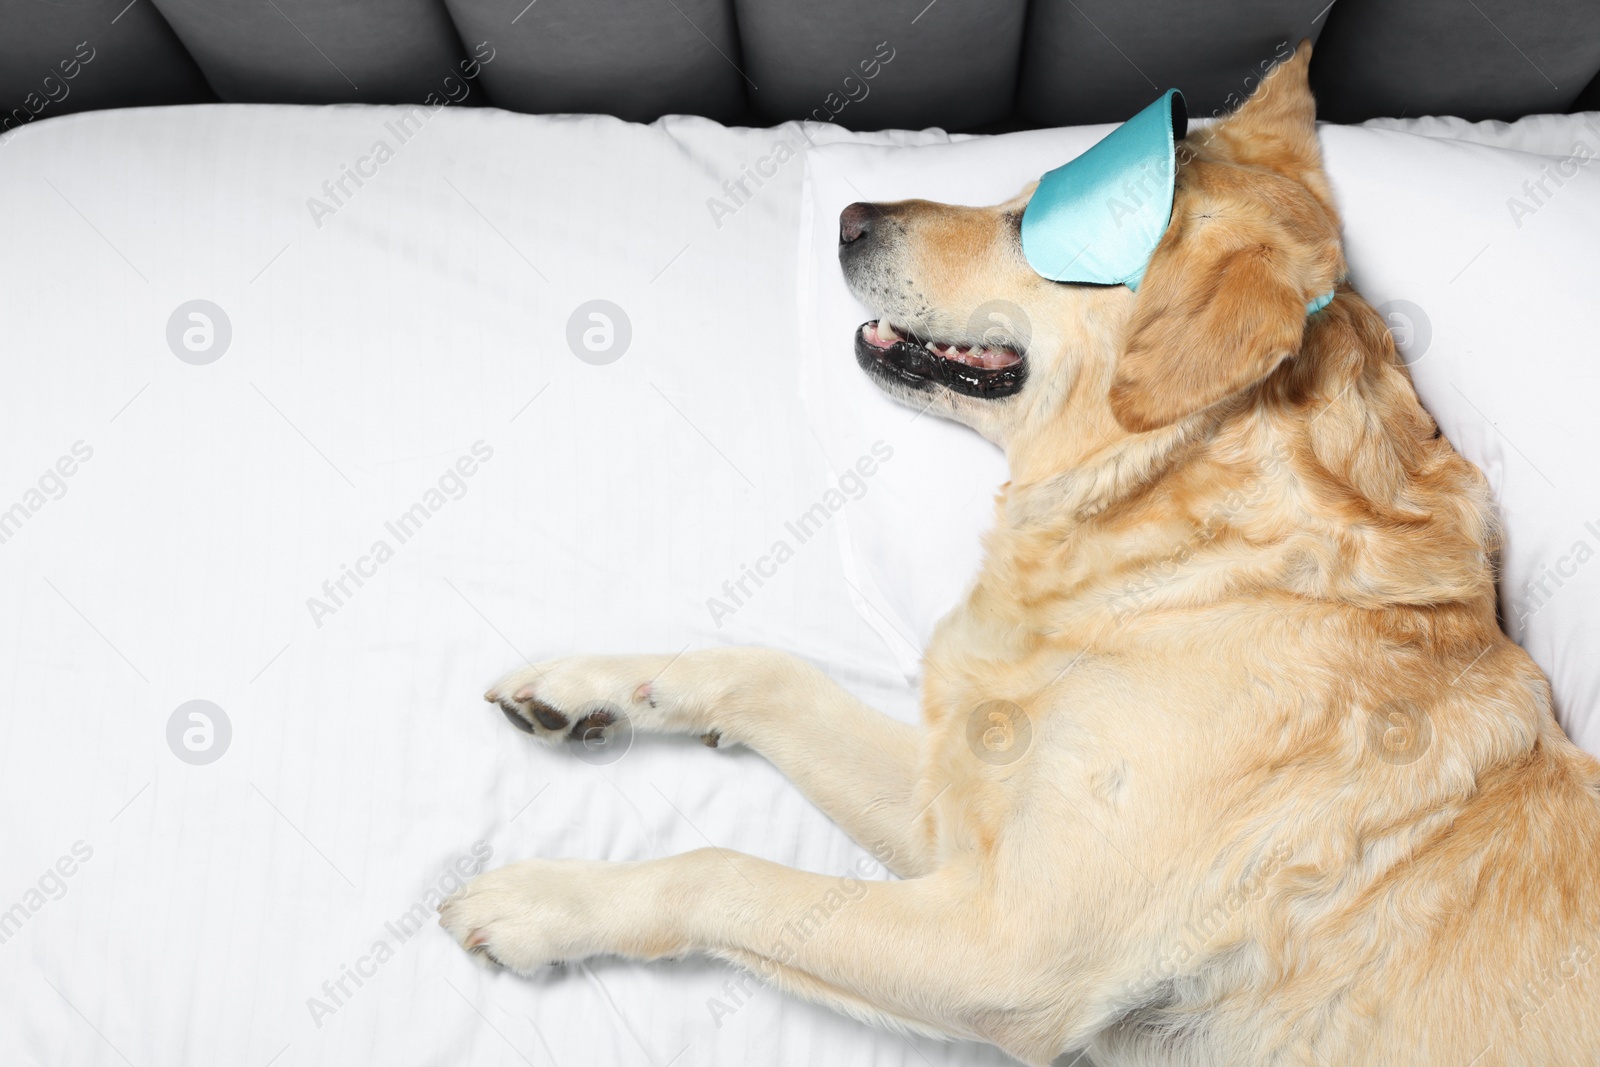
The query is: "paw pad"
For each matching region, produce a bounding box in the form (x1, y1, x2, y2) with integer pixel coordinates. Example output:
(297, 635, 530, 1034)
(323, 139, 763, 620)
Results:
(491, 694, 570, 734)
(570, 708, 615, 742)
(569, 705, 633, 766)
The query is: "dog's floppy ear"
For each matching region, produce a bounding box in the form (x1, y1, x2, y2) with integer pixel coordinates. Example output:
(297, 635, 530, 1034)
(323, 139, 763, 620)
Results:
(1108, 218, 1313, 433)
(1108, 39, 1339, 433)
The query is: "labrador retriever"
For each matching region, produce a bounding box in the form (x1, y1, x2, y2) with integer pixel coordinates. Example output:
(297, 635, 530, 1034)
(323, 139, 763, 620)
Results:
(442, 42, 1600, 1066)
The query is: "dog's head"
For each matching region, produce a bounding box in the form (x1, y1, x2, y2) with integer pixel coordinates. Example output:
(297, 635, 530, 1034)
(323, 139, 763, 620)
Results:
(839, 41, 1344, 478)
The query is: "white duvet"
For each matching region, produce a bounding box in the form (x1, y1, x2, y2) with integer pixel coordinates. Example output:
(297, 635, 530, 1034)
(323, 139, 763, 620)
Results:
(0, 102, 1595, 1067)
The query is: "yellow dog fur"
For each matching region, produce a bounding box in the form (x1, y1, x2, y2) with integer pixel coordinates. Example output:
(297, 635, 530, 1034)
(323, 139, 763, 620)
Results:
(444, 42, 1600, 1066)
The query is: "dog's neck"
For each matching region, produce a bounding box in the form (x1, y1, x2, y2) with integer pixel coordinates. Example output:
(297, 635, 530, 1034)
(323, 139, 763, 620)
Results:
(1000, 414, 1203, 529)
(997, 329, 1223, 531)
(986, 300, 1500, 626)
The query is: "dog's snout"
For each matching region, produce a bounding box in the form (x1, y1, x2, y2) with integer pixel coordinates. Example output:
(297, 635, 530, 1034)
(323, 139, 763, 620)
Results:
(839, 202, 877, 245)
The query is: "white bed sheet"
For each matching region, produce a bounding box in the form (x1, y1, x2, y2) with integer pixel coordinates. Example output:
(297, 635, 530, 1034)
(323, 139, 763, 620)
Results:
(2, 101, 1595, 1067)
(0, 104, 1003, 1067)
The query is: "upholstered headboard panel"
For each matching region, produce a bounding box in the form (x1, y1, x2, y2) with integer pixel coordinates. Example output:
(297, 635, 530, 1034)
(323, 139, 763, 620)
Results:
(4, 0, 1599, 137)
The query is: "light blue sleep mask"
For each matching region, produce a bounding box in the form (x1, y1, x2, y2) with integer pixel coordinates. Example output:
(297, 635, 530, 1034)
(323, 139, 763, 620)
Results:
(1021, 89, 1186, 291)
(1021, 89, 1336, 314)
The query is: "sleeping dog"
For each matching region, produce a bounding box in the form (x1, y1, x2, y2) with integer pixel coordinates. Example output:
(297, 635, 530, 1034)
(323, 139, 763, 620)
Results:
(442, 43, 1600, 1065)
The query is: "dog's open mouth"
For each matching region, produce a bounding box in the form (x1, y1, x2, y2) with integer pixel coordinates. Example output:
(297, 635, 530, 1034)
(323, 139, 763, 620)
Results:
(854, 320, 1028, 398)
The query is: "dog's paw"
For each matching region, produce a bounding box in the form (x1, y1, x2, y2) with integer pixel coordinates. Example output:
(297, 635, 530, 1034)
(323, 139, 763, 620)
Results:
(483, 664, 623, 747)
(438, 860, 614, 974)
(483, 655, 719, 748)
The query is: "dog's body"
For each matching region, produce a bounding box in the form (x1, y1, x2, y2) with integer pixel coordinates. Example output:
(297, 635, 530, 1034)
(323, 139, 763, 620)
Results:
(443, 44, 1600, 1065)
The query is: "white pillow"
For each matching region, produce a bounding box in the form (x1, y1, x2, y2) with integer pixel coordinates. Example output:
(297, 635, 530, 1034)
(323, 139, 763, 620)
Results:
(799, 119, 1600, 756)
(1363, 111, 1600, 158)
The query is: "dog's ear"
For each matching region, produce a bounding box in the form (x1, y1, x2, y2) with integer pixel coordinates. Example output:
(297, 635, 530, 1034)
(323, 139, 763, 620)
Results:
(1108, 215, 1314, 433)
(1108, 39, 1340, 433)
(1206, 39, 1324, 185)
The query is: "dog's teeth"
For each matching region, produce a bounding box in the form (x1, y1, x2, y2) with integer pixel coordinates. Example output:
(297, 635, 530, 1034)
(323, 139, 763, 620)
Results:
(879, 321, 901, 343)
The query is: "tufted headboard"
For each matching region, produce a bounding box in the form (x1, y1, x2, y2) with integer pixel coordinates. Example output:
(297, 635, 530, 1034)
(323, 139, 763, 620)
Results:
(4, 0, 1600, 137)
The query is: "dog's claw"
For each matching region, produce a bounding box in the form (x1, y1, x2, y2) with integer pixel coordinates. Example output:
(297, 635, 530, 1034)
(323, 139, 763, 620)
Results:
(701, 730, 721, 748)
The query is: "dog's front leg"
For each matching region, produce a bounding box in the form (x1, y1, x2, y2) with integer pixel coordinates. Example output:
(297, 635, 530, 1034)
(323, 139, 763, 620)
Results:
(485, 649, 935, 875)
(440, 849, 1068, 1064)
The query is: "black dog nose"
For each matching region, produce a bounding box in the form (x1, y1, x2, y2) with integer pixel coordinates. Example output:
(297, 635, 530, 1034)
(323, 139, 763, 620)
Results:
(840, 202, 877, 244)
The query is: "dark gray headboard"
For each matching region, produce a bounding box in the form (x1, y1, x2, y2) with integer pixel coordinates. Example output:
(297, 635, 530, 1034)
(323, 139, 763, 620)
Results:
(5, 0, 1599, 137)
